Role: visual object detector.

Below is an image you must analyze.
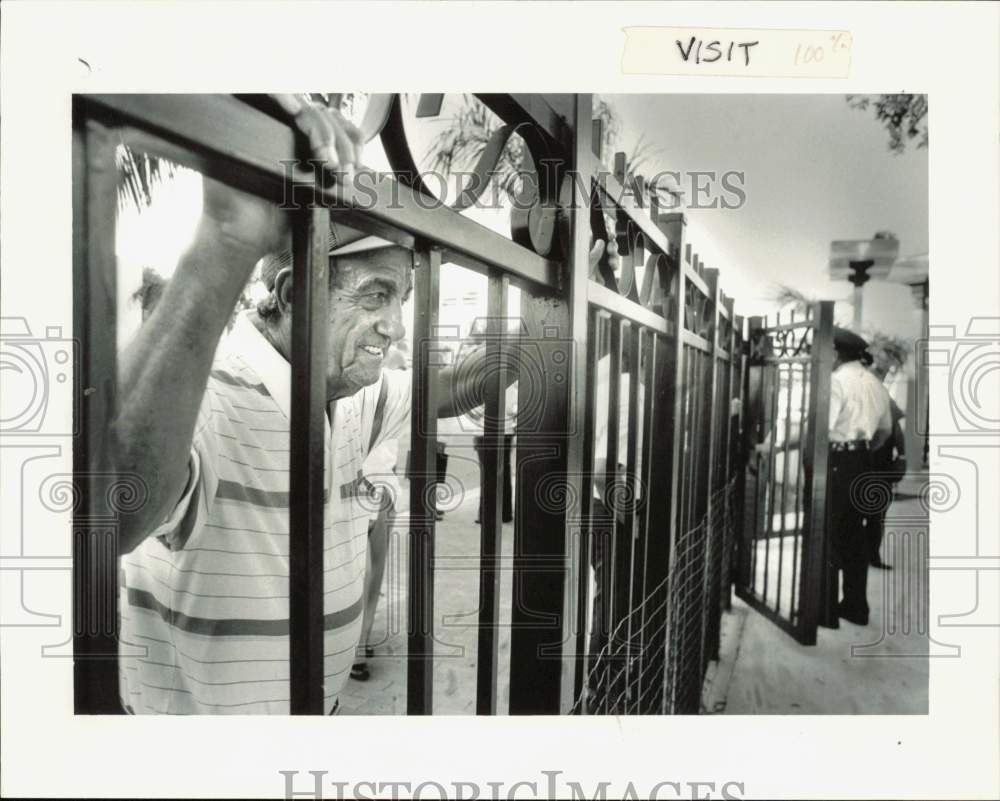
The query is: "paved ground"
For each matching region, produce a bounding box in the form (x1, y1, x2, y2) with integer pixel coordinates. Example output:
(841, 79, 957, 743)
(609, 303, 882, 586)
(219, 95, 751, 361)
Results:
(339, 421, 515, 715)
(342, 432, 930, 717)
(704, 472, 930, 714)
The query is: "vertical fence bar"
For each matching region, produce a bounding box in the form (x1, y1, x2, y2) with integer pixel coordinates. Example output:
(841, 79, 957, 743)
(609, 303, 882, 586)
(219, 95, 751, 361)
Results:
(408, 247, 441, 714)
(575, 306, 600, 710)
(800, 301, 835, 641)
(622, 321, 643, 712)
(476, 270, 509, 715)
(509, 94, 592, 715)
(745, 316, 765, 597)
(288, 204, 330, 715)
(776, 359, 795, 616)
(603, 316, 623, 711)
(790, 355, 810, 619)
(657, 212, 687, 712)
(699, 270, 720, 671)
(762, 322, 781, 605)
(637, 331, 669, 712)
(72, 106, 123, 714)
(722, 306, 742, 612)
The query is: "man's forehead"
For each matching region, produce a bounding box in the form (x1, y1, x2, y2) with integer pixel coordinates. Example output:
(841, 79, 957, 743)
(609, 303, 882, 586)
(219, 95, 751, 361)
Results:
(335, 246, 413, 282)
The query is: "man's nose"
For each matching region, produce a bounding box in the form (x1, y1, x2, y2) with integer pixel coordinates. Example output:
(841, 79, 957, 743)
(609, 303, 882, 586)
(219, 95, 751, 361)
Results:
(375, 298, 406, 343)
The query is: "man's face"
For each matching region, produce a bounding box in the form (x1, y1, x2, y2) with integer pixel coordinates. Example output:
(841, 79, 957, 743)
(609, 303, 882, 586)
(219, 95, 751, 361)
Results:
(325, 247, 411, 400)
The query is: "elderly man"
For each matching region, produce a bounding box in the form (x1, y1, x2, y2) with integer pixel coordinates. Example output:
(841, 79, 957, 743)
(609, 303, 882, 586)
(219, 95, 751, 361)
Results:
(111, 95, 607, 714)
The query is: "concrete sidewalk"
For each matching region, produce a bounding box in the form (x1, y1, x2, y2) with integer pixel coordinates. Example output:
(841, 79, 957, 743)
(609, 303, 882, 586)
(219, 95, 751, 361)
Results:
(341, 427, 931, 717)
(339, 422, 514, 715)
(704, 474, 930, 714)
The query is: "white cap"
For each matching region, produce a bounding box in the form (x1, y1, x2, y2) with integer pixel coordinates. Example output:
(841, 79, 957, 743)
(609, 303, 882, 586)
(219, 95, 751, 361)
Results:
(329, 233, 396, 256)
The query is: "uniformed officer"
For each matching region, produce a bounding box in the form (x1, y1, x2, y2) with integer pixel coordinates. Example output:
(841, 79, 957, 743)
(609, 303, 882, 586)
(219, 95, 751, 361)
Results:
(827, 327, 892, 625)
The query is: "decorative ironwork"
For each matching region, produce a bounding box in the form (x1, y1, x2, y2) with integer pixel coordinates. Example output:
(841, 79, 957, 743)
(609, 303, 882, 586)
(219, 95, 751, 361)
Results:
(750, 317, 815, 364)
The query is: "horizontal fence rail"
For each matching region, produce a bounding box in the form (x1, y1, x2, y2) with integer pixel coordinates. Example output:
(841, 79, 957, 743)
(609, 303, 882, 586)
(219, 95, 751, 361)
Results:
(73, 92, 753, 717)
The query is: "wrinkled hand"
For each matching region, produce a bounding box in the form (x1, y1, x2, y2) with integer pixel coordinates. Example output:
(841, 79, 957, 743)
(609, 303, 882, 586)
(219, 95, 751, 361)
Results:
(200, 94, 364, 262)
(271, 94, 363, 175)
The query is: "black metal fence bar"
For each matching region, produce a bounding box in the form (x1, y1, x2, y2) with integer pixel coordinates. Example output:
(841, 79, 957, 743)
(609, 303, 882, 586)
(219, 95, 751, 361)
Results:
(288, 206, 332, 715)
(81, 95, 559, 292)
(407, 247, 442, 714)
(699, 270, 721, 670)
(657, 213, 686, 713)
(72, 107, 123, 714)
(622, 323, 644, 712)
(800, 301, 835, 640)
(508, 93, 593, 715)
(572, 306, 601, 708)
(606, 317, 629, 711)
(475, 271, 509, 715)
(588, 281, 670, 336)
(636, 331, 669, 712)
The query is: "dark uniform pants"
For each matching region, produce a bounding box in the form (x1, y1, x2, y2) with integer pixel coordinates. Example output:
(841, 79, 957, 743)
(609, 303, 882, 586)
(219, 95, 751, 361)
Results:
(829, 449, 872, 621)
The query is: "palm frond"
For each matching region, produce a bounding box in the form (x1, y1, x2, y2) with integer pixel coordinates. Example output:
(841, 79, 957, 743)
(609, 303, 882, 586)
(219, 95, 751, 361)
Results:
(767, 283, 818, 312)
(116, 145, 176, 211)
(425, 95, 526, 198)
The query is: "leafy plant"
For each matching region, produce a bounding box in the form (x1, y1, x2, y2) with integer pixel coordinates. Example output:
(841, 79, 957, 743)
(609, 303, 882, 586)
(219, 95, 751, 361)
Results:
(865, 330, 911, 373)
(846, 94, 928, 154)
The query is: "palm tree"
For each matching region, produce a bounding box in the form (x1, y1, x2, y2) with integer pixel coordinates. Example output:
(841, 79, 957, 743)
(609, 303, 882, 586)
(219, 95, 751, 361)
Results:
(116, 145, 176, 212)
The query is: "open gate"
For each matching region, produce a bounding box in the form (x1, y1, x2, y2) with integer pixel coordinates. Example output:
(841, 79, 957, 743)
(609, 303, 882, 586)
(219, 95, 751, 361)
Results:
(737, 303, 835, 645)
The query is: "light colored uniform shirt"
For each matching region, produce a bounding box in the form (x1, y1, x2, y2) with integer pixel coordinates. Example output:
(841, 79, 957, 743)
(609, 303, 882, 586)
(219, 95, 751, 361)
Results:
(829, 360, 891, 444)
(118, 314, 410, 714)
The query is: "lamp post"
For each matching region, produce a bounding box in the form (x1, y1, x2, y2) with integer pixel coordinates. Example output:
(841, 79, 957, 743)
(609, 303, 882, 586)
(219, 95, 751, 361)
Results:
(828, 232, 900, 328)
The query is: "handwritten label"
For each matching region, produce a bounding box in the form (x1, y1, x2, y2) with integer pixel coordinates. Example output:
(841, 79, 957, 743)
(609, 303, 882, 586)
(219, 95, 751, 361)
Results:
(622, 26, 853, 78)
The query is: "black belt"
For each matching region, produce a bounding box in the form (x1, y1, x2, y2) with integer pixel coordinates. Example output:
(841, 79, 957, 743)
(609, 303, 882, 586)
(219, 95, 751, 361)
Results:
(830, 439, 870, 452)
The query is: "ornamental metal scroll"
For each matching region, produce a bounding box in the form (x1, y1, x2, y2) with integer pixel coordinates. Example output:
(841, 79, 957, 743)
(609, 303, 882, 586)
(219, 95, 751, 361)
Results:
(749, 316, 815, 364)
(589, 170, 673, 317)
(684, 278, 714, 339)
(342, 94, 677, 315)
(336, 93, 572, 260)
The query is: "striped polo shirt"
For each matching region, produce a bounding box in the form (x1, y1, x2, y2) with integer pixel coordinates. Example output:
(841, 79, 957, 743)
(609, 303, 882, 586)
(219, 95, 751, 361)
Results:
(118, 314, 410, 714)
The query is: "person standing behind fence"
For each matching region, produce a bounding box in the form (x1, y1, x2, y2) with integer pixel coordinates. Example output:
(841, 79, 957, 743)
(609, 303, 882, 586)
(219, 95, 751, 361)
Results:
(757, 326, 891, 626)
(865, 341, 907, 570)
(826, 328, 892, 626)
(460, 321, 517, 526)
(352, 345, 407, 681)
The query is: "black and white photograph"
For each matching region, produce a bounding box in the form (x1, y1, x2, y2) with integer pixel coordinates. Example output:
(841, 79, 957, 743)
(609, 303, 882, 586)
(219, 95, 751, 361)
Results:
(69, 90, 932, 718)
(1, 3, 997, 800)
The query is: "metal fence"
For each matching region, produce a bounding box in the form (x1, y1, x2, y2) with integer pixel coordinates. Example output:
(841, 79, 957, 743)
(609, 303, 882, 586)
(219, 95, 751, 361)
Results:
(73, 93, 749, 715)
(736, 305, 834, 645)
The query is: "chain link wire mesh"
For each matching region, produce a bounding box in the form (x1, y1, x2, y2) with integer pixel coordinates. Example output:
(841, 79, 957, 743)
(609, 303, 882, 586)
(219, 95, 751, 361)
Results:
(572, 476, 739, 714)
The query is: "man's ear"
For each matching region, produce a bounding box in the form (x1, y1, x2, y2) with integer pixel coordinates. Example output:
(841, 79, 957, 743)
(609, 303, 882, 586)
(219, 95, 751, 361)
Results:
(273, 267, 294, 316)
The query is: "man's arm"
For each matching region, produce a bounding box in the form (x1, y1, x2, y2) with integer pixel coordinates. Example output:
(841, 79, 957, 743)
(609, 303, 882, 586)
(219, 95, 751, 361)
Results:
(110, 182, 285, 554)
(110, 96, 363, 554)
(435, 341, 517, 419)
(435, 239, 615, 418)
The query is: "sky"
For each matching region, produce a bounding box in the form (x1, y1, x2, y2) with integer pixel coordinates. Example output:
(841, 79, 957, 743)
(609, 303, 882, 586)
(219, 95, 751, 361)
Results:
(604, 93, 929, 335)
(116, 93, 929, 345)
